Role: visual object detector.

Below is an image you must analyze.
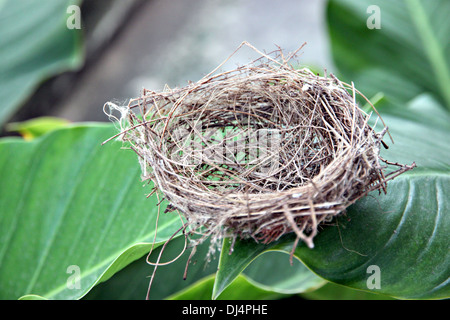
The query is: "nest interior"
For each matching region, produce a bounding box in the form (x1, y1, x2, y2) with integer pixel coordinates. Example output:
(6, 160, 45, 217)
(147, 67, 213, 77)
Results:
(105, 42, 414, 254)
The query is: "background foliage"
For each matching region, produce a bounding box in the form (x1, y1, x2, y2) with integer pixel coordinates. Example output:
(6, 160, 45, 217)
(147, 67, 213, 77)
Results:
(0, 0, 83, 127)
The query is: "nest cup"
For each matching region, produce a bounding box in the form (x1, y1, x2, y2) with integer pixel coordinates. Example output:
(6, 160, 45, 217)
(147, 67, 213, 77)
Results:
(105, 42, 414, 255)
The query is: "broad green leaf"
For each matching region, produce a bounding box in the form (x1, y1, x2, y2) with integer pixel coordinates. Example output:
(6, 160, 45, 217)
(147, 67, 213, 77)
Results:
(213, 237, 325, 300)
(300, 281, 396, 300)
(6, 116, 70, 140)
(0, 124, 181, 299)
(169, 274, 287, 300)
(242, 251, 326, 294)
(84, 231, 321, 300)
(327, 0, 450, 110)
(295, 174, 448, 300)
(84, 237, 219, 300)
(0, 0, 83, 127)
(214, 96, 449, 300)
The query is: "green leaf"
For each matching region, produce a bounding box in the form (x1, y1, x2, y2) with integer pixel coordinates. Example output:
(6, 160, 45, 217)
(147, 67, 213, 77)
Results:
(6, 116, 70, 140)
(18, 294, 48, 301)
(214, 96, 450, 300)
(0, 124, 181, 299)
(169, 274, 287, 300)
(84, 236, 219, 300)
(242, 251, 326, 294)
(327, 0, 450, 110)
(86, 229, 322, 300)
(300, 281, 396, 300)
(0, 0, 84, 127)
(213, 237, 325, 300)
(85, 235, 297, 300)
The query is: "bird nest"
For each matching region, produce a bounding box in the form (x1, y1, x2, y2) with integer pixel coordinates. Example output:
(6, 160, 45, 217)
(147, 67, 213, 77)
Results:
(104, 42, 414, 257)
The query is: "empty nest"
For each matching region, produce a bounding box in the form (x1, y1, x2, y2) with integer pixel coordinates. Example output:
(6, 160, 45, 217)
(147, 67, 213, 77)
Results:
(104, 42, 414, 257)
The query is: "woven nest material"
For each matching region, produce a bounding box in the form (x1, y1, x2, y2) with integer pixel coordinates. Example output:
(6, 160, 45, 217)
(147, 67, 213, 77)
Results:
(104, 42, 414, 257)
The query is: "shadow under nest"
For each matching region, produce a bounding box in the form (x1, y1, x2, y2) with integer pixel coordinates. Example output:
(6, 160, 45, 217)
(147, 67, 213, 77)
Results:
(104, 42, 414, 262)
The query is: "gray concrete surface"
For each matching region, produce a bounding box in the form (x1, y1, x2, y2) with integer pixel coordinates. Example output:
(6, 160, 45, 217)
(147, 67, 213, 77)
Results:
(54, 0, 334, 122)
